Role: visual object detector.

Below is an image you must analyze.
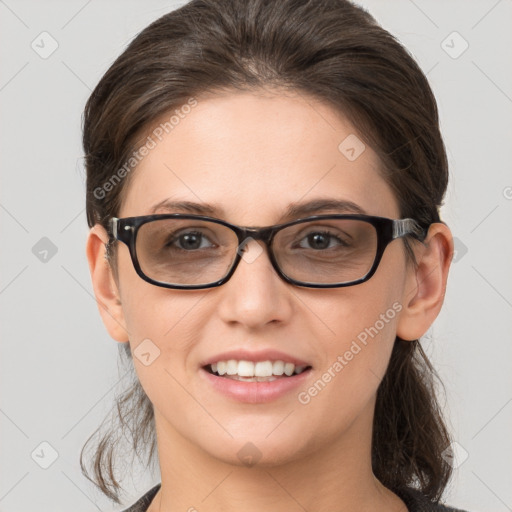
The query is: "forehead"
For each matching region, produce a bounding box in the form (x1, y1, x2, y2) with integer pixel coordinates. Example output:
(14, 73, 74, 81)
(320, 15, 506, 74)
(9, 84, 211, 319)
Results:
(120, 90, 399, 222)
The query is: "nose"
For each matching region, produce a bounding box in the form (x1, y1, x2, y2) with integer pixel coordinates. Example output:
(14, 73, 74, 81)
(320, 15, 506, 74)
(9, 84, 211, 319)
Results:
(217, 237, 292, 326)
(231, 236, 279, 283)
(237, 236, 265, 262)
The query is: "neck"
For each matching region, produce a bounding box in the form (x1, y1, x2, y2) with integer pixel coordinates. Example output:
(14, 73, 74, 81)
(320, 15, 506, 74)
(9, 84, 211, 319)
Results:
(147, 404, 407, 512)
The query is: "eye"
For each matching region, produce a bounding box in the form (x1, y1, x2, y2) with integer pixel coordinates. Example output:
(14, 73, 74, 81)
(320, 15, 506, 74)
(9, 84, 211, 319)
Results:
(296, 230, 351, 250)
(166, 230, 216, 251)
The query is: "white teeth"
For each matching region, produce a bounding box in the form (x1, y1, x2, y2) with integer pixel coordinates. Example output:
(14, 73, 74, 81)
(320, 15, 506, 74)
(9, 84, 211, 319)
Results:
(254, 361, 273, 377)
(237, 360, 254, 377)
(228, 375, 278, 382)
(226, 359, 238, 375)
(284, 362, 295, 376)
(217, 361, 227, 375)
(208, 359, 309, 377)
(273, 360, 284, 375)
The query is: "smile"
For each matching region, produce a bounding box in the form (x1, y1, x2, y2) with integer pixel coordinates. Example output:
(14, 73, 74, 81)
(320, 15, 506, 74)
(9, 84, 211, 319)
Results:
(200, 361, 313, 403)
(205, 359, 311, 381)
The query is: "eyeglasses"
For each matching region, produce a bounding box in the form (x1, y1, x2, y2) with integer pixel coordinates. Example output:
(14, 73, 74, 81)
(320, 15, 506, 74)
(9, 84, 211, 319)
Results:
(108, 213, 426, 290)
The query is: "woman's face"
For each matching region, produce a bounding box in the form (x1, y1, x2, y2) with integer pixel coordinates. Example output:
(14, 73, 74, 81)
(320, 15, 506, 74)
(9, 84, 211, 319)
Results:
(110, 89, 413, 468)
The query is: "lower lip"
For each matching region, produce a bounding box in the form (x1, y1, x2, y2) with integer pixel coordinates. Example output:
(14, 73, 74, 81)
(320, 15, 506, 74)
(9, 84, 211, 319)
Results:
(200, 367, 312, 404)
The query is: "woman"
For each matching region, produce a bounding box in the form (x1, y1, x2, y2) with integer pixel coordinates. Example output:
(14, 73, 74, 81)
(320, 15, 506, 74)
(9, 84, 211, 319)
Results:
(82, 0, 469, 510)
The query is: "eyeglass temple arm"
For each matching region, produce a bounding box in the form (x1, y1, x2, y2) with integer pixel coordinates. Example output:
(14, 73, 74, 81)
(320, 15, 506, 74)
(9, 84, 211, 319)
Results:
(392, 218, 427, 240)
(110, 217, 119, 239)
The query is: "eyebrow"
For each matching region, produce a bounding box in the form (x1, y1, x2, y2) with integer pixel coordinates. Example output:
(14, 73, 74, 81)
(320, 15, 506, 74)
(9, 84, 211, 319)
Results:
(149, 198, 367, 223)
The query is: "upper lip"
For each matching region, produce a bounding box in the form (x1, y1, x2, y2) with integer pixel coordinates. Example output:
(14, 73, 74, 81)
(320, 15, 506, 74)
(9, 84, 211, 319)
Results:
(200, 349, 312, 368)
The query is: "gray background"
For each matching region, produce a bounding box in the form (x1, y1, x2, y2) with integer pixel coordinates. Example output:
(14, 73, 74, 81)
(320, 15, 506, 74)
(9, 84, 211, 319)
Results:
(0, 0, 511, 511)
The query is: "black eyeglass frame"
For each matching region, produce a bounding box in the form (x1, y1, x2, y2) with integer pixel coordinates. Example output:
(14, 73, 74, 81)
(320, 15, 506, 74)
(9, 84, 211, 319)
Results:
(109, 213, 427, 290)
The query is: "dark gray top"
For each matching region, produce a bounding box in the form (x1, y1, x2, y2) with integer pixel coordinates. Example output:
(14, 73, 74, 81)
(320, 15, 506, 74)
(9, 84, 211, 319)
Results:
(120, 483, 470, 512)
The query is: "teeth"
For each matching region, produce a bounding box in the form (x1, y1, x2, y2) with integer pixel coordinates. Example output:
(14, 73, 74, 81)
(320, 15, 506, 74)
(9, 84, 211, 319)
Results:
(254, 361, 273, 377)
(208, 359, 309, 377)
(217, 361, 227, 375)
(273, 360, 284, 375)
(284, 362, 295, 376)
(226, 360, 238, 375)
(238, 360, 255, 377)
(227, 375, 278, 382)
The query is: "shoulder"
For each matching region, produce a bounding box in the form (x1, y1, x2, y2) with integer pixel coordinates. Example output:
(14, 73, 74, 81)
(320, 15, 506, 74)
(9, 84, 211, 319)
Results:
(119, 483, 161, 512)
(395, 486, 470, 512)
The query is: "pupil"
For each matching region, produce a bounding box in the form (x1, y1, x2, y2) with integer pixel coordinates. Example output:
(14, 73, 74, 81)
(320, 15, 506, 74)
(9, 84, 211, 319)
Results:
(181, 233, 201, 249)
(309, 233, 329, 249)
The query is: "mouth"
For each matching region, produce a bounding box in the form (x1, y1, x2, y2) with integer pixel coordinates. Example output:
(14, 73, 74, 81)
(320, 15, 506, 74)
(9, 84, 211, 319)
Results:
(198, 349, 314, 403)
(202, 360, 313, 382)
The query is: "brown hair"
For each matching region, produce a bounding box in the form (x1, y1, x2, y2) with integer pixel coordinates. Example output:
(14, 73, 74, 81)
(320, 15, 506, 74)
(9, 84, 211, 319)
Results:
(81, 0, 453, 504)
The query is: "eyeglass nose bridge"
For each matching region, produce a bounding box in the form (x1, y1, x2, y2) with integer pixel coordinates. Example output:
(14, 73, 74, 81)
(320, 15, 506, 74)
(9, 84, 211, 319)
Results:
(222, 224, 289, 287)
(232, 225, 277, 257)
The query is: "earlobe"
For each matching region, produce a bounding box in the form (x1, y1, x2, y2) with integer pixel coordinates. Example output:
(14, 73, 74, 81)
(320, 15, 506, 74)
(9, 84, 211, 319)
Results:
(396, 223, 454, 341)
(86, 224, 129, 342)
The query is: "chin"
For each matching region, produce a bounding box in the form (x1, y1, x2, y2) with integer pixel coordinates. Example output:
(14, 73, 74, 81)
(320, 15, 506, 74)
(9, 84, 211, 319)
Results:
(202, 432, 309, 469)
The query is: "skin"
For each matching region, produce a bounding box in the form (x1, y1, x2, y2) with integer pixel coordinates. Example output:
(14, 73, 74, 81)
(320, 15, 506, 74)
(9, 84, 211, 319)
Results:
(86, 88, 453, 512)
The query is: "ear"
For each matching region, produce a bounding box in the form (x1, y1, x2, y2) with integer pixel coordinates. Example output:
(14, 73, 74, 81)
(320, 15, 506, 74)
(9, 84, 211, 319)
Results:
(85, 224, 129, 342)
(396, 222, 454, 341)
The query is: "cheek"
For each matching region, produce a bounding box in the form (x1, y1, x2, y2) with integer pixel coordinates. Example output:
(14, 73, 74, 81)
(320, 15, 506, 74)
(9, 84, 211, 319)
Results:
(293, 297, 401, 447)
(119, 282, 200, 392)
(299, 248, 405, 412)
(118, 246, 199, 346)
(319, 294, 400, 389)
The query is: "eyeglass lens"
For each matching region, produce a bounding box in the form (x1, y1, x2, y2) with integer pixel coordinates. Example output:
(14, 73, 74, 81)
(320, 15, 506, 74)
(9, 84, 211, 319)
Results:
(135, 218, 378, 286)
